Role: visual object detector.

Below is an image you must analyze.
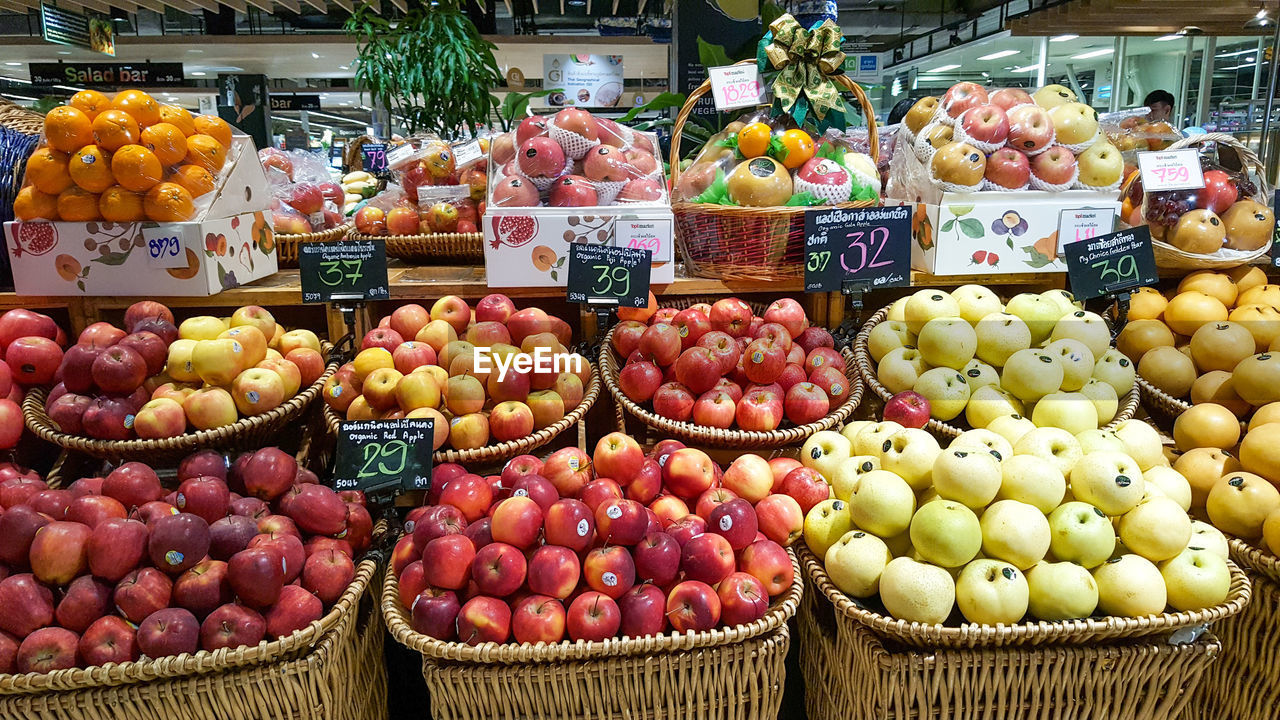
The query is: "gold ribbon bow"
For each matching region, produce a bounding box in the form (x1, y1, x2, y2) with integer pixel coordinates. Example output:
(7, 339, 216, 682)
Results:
(761, 14, 847, 128)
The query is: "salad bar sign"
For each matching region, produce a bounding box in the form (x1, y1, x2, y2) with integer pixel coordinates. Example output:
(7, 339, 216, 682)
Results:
(29, 62, 184, 86)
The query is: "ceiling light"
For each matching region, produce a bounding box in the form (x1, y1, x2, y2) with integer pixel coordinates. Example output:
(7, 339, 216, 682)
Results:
(339, 65, 349, 70)
(1177, 26, 1205, 36)
(190, 71, 206, 76)
(311, 53, 320, 59)
(3, 63, 19, 67)
(978, 50, 1019, 60)
(1071, 48, 1115, 59)
(57, 51, 70, 55)
(188, 49, 203, 54)
(1223, 62, 1258, 70)
(1012, 64, 1042, 73)
(1218, 48, 1256, 58)
(1154, 35, 1182, 41)
(1051, 34, 1078, 42)
(1246, 11, 1275, 29)
(925, 64, 961, 73)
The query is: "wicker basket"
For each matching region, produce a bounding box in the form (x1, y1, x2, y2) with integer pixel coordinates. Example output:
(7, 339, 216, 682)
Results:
(798, 544, 1249, 650)
(0, 558, 387, 720)
(275, 224, 352, 267)
(383, 548, 802, 720)
(23, 356, 338, 464)
(348, 231, 483, 263)
(601, 327, 863, 448)
(669, 62, 880, 282)
(323, 363, 600, 467)
(855, 306, 1140, 439)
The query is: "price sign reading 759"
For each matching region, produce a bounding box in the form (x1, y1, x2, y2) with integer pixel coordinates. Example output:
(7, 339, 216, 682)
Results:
(299, 239, 390, 303)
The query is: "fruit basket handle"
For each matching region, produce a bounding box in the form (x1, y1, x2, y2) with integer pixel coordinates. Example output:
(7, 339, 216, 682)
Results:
(1165, 131, 1272, 198)
(668, 59, 879, 185)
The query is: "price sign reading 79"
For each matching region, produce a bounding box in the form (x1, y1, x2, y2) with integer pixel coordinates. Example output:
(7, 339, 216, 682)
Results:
(299, 240, 389, 303)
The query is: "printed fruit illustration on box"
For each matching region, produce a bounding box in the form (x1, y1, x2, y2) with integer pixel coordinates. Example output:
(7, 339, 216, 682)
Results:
(0, 447, 370, 673)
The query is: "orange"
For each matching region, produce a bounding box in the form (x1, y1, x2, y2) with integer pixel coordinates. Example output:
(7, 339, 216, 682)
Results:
(158, 105, 196, 136)
(69, 90, 111, 120)
(736, 122, 771, 159)
(91, 109, 140, 152)
(111, 89, 160, 127)
(99, 185, 146, 222)
(144, 182, 194, 222)
(185, 134, 226, 173)
(776, 129, 815, 169)
(13, 186, 57, 220)
(24, 147, 73, 195)
(168, 164, 216, 198)
(68, 145, 115, 193)
(193, 115, 233, 150)
(43, 106, 93, 153)
(139, 122, 188, 166)
(56, 186, 101, 221)
(111, 144, 163, 193)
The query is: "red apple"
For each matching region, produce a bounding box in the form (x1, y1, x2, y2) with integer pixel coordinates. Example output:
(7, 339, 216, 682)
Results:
(680, 532, 735, 586)
(410, 589, 460, 640)
(512, 595, 567, 644)
(666, 581, 721, 632)
(943, 81, 989, 118)
(580, 478, 623, 513)
(619, 360, 663, 403)
(884, 390, 931, 429)
(509, 474, 558, 514)
(0, 309, 59, 350)
(781, 467, 831, 514)
(708, 498, 759, 550)
(54, 575, 112, 633)
(739, 539, 794, 595)
(1007, 104, 1055, 154)
(241, 447, 298, 502)
(199, 602, 266, 652)
(114, 567, 173, 624)
(227, 547, 286, 609)
(717, 571, 769, 626)
(208, 514, 258, 561)
(697, 331, 742, 375)
(736, 387, 783, 431)
(618, 583, 667, 637)
(527, 545, 580, 599)
(80, 615, 138, 665)
(672, 309, 712, 349)
(652, 381, 695, 421)
(960, 103, 1010, 145)
(1031, 145, 1078, 185)
(411, 504, 468, 551)
(490, 496, 543, 549)
(784, 381, 830, 425)
(457, 596, 511, 645)
(709, 298, 753, 338)
(439, 474, 494, 523)
(662, 447, 716, 499)
(755, 494, 804, 546)
(667, 514, 707, 547)
(594, 498, 649, 546)
(625, 459, 663, 504)
(421, 534, 476, 590)
(639, 323, 681, 366)
(264, 585, 323, 639)
(985, 147, 1032, 189)
(29, 519, 91, 585)
(6, 336, 63, 386)
(566, 591, 620, 641)
(16, 627, 79, 673)
(248, 533, 303, 583)
(593, 431, 645, 482)
(544, 498, 595, 552)
(173, 558, 232, 619)
(148, 512, 210, 575)
(180, 449, 228, 482)
(65, 494, 125, 529)
(633, 531, 681, 586)
(542, 447, 592, 498)
(583, 545, 636, 599)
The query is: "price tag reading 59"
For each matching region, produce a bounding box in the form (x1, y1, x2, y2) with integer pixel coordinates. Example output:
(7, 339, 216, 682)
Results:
(298, 239, 390, 303)
(566, 244, 651, 308)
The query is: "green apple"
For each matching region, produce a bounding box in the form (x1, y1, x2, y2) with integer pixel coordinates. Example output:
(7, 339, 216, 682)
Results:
(960, 359, 1001, 393)
(910, 500, 982, 567)
(1118, 496, 1192, 563)
(824, 530, 892, 598)
(852, 421, 904, 457)
(904, 290, 961, 335)
(951, 285, 1005, 325)
(998, 454, 1066, 513)
(1159, 547, 1231, 611)
(988, 414, 1037, 446)
(917, 317, 977, 370)
(1092, 349, 1136, 398)
(867, 320, 916, 363)
(975, 312, 1032, 367)
(965, 385, 1024, 429)
(1040, 289, 1081, 317)
(1050, 310, 1111, 361)
(887, 296, 908, 322)
(804, 498, 854, 558)
(1013, 427, 1082, 477)
(1189, 520, 1229, 560)
(1031, 392, 1099, 435)
(1004, 293, 1061, 345)
(1111, 419, 1167, 472)
(801, 430, 853, 481)
(1078, 378, 1120, 425)
(913, 367, 972, 421)
(831, 455, 879, 503)
(1026, 560, 1099, 620)
(879, 557, 955, 624)
(1142, 466, 1192, 511)
(878, 346, 928, 395)
(1071, 451, 1145, 515)
(981, 500, 1051, 570)
(1002, 349, 1065, 403)
(932, 447, 1002, 509)
(1093, 554, 1167, 617)
(1044, 338, 1096, 392)
(956, 559, 1029, 625)
(1047, 501, 1116, 568)
(880, 428, 941, 491)
(848, 470, 916, 537)
(840, 420, 875, 447)
(883, 529, 914, 558)
(1076, 428, 1126, 455)
(953, 428, 1013, 462)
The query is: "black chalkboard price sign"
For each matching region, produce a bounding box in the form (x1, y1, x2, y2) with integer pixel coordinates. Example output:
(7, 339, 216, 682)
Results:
(299, 239, 390, 304)
(332, 418, 434, 494)
(1063, 225, 1159, 301)
(361, 143, 388, 173)
(804, 205, 912, 292)
(1271, 189, 1279, 269)
(565, 244, 651, 308)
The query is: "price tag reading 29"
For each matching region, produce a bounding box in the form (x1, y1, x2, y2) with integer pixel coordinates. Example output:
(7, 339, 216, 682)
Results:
(566, 244, 651, 308)
(333, 418, 434, 494)
(298, 239, 390, 304)
(1063, 225, 1159, 301)
(803, 205, 912, 292)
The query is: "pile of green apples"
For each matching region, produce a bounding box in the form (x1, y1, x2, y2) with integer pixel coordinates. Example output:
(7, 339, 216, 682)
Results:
(799, 419, 1233, 626)
(867, 286, 1136, 433)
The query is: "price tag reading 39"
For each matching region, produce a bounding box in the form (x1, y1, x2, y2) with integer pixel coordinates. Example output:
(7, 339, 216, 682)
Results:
(1063, 225, 1159, 301)
(566, 243, 651, 308)
(803, 205, 912, 292)
(298, 239, 390, 303)
(333, 418, 434, 494)
(708, 64, 766, 111)
(1137, 149, 1205, 192)
(142, 223, 190, 269)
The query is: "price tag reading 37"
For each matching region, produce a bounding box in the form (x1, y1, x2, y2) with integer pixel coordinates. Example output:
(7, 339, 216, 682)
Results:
(298, 239, 390, 304)
(1137, 149, 1205, 192)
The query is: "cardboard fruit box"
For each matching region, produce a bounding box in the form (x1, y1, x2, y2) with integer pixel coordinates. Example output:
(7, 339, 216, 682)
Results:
(886, 142, 1120, 276)
(4, 135, 277, 297)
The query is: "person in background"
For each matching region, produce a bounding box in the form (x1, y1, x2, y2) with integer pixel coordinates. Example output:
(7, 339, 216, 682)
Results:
(1144, 90, 1175, 124)
(888, 98, 916, 126)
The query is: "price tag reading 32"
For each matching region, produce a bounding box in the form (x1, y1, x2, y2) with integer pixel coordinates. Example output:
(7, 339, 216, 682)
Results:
(298, 239, 390, 303)
(708, 64, 766, 111)
(1137, 149, 1205, 192)
(566, 243, 651, 308)
(333, 418, 434, 494)
(1064, 225, 1159, 301)
(803, 205, 912, 292)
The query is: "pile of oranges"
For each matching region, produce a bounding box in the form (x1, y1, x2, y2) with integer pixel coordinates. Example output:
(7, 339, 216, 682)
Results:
(14, 89, 234, 224)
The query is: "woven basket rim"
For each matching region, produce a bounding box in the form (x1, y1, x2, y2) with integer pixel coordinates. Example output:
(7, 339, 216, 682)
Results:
(348, 231, 483, 244)
(0, 555, 378, 693)
(324, 363, 600, 465)
(384, 547, 802, 663)
(275, 223, 352, 243)
(600, 328, 863, 447)
(855, 305, 1140, 439)
(671, 198, 880, 215)
(798, 543, 1250, 649)
(1228, 537, 1280, 585)
(22, 347, 337, 457)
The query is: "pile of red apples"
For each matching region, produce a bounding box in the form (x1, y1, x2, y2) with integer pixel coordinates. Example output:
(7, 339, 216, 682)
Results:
(0, 308, 72, 449)
(612, 297, 847, 431)
(0, 448, 370, 673)
(392, 432, 818, 645)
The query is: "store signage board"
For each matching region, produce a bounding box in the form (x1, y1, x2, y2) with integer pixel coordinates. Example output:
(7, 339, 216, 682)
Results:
(40, 4, 114, 56)
(708, 64, 765, 111)
(566, 244, 651, 308)
(29, 62, 183, 86)
(1137, 149, 1205, 192)
(1056, 207, 1118, 254)
(543, 54, 625, 108)
(803, 205, 912, 293)
(361, 143, 388, 173)
(141, 223, 190, 269)
(1272, 189, 1280, 268)
(332, 419, 434, 494)
(299, 240, 390, 304)
(269, 94, 321, 111)
(1063, 225, 1159, 300)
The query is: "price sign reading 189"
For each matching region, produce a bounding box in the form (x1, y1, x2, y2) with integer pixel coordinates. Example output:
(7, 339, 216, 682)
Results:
(565, 244, 651, 308)
(298, 239, 390, 303)
(804, 206, 912, 292)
